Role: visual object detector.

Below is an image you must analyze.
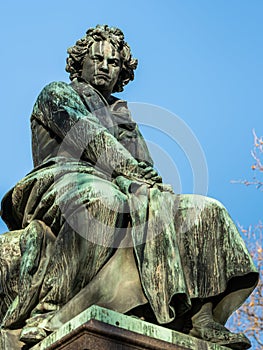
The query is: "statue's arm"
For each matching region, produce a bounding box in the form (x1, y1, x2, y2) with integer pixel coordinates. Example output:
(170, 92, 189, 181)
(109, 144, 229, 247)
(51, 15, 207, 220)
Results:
(33, 82, 157, 183)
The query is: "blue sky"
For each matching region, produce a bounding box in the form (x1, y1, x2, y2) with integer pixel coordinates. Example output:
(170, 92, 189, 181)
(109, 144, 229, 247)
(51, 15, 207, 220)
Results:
(0, 0, 262, 234)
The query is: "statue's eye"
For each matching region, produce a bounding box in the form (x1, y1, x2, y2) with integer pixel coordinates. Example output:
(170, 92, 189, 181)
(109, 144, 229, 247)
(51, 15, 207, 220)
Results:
(92, 55, 103, 62)
(109, 59, 120, 66)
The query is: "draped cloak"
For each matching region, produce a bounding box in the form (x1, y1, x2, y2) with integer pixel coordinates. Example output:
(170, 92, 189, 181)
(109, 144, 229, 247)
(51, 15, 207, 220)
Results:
(0, 79, 258, 329)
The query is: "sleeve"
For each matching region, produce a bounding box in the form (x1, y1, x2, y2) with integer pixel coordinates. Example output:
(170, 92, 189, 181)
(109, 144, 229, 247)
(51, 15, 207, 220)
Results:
(32, 81, 144, 180)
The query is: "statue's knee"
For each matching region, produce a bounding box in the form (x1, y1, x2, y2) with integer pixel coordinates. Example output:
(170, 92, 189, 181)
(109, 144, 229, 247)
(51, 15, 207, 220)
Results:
(190, 194, 226, 212)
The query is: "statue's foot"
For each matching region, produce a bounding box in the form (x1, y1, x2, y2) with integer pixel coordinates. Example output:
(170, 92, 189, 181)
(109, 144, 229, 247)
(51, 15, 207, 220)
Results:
(19, 311, 54, 345)
(20, 325, 47, 344)
(189, 321, 251, 349)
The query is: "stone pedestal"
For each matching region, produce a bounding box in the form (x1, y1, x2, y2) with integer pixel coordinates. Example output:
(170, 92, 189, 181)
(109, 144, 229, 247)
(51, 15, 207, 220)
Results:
(32, 305, 228, 350)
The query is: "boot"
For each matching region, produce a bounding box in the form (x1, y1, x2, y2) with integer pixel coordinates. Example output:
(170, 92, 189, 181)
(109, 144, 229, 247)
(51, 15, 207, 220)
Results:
(190, 302, 251, 349)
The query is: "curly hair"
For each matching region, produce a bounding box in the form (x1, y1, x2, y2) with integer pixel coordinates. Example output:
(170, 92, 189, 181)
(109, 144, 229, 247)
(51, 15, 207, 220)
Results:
(66, 25, 138, 93)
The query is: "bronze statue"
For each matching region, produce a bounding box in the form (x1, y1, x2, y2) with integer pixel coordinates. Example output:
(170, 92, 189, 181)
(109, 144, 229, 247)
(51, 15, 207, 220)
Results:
(0, 25, 258, 349)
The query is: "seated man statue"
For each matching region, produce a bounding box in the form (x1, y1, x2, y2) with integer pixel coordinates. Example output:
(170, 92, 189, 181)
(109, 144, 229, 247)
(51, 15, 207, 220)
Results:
(0, 25, 258, 349)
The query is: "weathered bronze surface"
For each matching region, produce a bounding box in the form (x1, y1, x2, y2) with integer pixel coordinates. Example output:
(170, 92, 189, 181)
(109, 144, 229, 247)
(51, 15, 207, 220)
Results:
(32, 305, 230, 350)
(34, 320, 217, 350)
(0, 25, 259, 350)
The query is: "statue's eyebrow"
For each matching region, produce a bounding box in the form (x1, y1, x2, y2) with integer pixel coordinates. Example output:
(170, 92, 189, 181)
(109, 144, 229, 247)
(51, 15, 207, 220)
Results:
(108, 57, 120, 62)
(89, 54, 120, 62)
(90, 53, 103, 58)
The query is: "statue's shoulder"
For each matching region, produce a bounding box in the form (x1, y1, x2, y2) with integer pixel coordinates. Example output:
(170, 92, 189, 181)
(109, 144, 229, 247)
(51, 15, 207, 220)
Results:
(39, 81, 79, 100)
(32, 81, 87, 120)
(35, 81, 86, 111)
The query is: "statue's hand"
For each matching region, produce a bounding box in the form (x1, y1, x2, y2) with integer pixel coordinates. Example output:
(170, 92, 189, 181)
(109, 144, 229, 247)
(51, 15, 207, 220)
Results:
(136, 162, 174, 193)
(137, 162, 162, 183)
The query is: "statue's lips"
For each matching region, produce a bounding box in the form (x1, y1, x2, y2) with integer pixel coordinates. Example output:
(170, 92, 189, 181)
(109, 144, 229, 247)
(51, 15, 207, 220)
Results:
(95, 74, 110, 80)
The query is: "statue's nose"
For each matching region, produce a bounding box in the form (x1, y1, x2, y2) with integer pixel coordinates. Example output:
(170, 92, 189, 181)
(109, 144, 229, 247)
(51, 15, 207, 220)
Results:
(101, 59, 109, 71)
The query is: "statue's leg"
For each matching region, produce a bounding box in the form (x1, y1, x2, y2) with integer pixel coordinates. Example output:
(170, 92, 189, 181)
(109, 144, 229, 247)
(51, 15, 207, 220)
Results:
(173, 194, 258, 306)
(137, 191, 258, 347)
(36, 179, 128, 306)
(173, 194, 258, 349)
(19, 177, 130, 344)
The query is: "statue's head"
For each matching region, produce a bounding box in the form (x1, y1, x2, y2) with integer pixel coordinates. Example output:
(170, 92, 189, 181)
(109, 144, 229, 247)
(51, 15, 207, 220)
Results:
(66, 25, 138, 96)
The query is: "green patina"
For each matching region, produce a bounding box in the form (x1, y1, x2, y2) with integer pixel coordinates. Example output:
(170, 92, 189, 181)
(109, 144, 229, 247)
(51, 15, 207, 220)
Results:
(0, 24, 258, 350)
(31, 305, 229, 350)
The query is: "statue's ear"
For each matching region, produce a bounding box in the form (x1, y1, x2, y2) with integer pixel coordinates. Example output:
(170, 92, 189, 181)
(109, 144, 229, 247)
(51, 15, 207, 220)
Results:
(122, 77, 130, 87)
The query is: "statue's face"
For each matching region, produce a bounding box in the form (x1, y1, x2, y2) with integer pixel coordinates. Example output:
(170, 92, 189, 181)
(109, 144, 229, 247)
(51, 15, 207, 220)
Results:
(81, 40, 121, 96)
